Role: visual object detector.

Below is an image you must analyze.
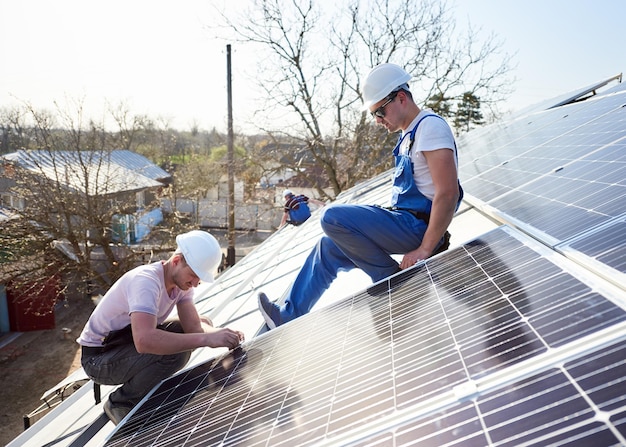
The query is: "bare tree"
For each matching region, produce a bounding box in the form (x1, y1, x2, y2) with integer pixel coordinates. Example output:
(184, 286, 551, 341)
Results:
(213, 0, 514, 197)
(108, 101, 151, 151)
(0, 107, 31, 154)
(0, 101, 179, 312)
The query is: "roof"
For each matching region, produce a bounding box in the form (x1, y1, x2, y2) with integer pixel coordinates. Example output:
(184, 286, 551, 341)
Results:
(7, 76, 626, 446)
(0, 206, 18, 222)
(106, 150, 171, 183)
(2, 150, 170, 196)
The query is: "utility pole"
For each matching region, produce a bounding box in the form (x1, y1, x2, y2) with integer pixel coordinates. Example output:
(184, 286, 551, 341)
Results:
(226, 44, 236, 267)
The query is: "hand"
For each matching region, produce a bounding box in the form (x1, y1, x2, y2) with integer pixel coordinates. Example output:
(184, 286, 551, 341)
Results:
(400, 247, 431, 270)
(205, 327, 244, 349)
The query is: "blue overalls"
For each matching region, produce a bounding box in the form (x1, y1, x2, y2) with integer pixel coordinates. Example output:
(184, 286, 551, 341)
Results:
(278, 114, 463, 322)
(286, 195, 312, 225)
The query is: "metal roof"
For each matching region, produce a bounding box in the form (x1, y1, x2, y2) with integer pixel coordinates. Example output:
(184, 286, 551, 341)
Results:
(2, 150, 169, 196)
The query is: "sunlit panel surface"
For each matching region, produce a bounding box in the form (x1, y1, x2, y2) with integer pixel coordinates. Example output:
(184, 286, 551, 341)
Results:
(103, 228, 626, 446)
(457, 81, 626, 285)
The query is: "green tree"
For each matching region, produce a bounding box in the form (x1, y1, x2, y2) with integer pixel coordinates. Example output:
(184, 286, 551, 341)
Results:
(172, 144, 237, 197)
(454, 92, 484, 133)
(426, 93, 453, 118)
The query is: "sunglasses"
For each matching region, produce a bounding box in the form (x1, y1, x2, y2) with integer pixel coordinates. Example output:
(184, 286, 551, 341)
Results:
(370, 91, 398, 119)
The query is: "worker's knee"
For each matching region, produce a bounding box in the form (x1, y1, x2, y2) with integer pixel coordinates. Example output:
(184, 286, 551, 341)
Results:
(199, 315, 213, 327)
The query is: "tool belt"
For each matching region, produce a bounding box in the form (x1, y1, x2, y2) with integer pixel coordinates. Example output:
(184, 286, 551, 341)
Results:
(385, 206, 431, 223)
(81, 321, 184, 356)
(81, 345, 106, 355)
(384, 206, 451, 255)
(81, 324, 134, 356)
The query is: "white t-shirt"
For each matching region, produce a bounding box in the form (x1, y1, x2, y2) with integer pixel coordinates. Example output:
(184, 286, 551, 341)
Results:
(397, 109, 458, 200)
(77, 261, 194, 347)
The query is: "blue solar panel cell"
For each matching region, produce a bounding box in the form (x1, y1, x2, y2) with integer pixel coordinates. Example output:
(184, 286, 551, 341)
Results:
(395, 402, 488, 447)
(491, 191, 609, 240)
(461, 319, 545, 379)
(565, 340, 626, 413)
(508, 272, 589, 315)
(463, 177, 510, 202)
(480, 369, 594, 445)
(531, 291, 626, 347)
(567, 218, 626, 274)
(492, 257, 561, 295)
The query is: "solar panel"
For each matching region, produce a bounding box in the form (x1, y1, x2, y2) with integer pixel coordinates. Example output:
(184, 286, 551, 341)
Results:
(566, 217, 626, 274)
(103, 227, 626, 446)
(386, 341, 626, 447)
(458, 81, 626, 284)
(510, 74, 623, 117)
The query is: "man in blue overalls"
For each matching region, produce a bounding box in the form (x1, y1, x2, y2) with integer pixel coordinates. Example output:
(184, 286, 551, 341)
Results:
(279, 189, 326, 228)
(258, 63, 463, 329)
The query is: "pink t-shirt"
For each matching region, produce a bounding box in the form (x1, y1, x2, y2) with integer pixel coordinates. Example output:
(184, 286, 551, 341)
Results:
(77, 261, 194, 347)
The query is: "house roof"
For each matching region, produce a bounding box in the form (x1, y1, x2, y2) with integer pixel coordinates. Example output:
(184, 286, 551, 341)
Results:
(7, 75, 626, 446)
(106, 150, 172, 184)
(0, 206, 17, 222)
(2, 150, 170, 196)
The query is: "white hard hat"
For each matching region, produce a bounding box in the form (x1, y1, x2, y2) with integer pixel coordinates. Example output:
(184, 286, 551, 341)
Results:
(362, 63, 412, 110)
(175, 230, 222, 283)
(283, 189, 293, 198)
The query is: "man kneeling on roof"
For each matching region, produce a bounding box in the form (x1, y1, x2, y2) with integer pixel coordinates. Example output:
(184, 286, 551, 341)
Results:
(77, 230, 244, 425)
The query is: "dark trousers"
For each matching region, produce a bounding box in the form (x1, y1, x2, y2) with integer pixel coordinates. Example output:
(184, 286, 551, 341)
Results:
(81, 320, 191, 408)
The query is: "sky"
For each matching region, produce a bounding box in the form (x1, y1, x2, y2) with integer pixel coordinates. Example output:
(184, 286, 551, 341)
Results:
(0, 0, 623, 133)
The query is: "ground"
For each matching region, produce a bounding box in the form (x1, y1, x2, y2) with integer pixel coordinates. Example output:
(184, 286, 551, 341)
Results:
(0, 295, 96, 446)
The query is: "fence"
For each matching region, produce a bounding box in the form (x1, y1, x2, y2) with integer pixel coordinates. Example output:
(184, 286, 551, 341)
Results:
(161, 199, 281, 231)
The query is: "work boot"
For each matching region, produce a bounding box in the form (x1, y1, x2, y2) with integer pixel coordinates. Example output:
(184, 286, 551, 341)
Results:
(103, 398, 132, 425)
(257, 292, 283, 330)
